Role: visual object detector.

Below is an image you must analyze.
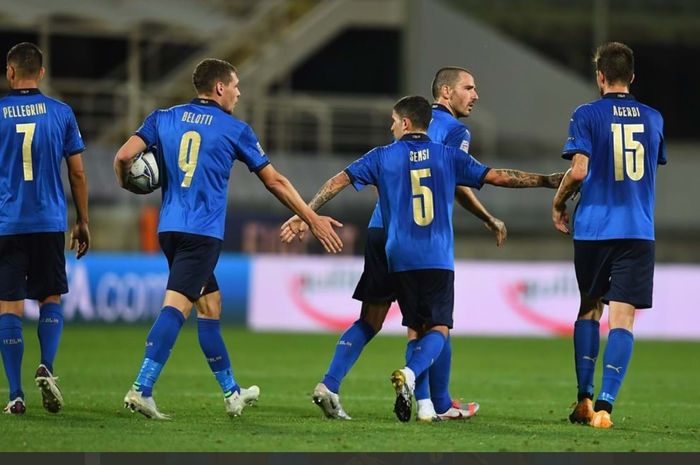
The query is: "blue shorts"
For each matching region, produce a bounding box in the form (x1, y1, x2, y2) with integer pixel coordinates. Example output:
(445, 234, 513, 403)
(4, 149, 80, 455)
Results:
(0, 232, 67, 301)
(159, 232, 222, 302)
(390, 269, 454, 330)
(574, 239, 655, 309)
(352, 228, 397, 303)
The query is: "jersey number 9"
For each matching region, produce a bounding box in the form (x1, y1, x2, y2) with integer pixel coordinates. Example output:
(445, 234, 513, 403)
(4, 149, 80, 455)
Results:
(178, 130, 201, 187)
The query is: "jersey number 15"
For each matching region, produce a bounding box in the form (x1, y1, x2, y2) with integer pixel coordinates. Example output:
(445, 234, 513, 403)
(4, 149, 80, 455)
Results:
(612, 123, 645, 181)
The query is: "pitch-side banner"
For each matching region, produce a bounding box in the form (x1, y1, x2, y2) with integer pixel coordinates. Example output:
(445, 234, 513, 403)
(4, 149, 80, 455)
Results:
(23, 253, 250, 323)
(249, 255, 700, 340)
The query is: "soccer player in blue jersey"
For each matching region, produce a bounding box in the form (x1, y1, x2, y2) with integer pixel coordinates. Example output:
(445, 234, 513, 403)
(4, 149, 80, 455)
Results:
(286, 95, 561, 422)
(281, 68, 505, 422)
(0, 42, 90, 415)
(114, 58, 342, 420)
(553, 42, 665, 429)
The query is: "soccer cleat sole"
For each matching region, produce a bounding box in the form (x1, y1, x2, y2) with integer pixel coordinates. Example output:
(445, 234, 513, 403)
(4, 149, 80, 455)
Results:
(569, 399, 594, 424)
(35, 377, 63, 413)
(391, 370, 412, 423)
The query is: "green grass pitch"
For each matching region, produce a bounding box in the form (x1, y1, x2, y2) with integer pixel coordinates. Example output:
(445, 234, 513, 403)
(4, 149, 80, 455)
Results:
(1, 325, 698, 452)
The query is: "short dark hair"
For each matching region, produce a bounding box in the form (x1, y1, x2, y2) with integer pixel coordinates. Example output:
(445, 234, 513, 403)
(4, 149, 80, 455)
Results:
(393, 95, 432, 130)
(192, 59, 236, 94)
(6, 42, 43, 78)
(431, 66, 471, 99)
(594, 42, 634, 86)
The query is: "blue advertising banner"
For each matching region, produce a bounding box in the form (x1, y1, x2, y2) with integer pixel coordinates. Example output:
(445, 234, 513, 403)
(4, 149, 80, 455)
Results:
(23, 253, 250, 323)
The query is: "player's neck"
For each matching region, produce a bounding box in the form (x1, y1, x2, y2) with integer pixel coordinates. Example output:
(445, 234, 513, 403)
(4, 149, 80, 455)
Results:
(601, 84, 629, 95)
(434, 99, 456, 117)
(197, 93, 222, 105)
(10, 80, 40, 90)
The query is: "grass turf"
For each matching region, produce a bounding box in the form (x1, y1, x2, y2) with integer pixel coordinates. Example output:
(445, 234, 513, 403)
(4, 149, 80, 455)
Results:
(0, 325, 698, 452)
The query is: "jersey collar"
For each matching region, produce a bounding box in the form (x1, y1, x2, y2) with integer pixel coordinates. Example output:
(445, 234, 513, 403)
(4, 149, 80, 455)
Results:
(602, 92, 636, 101)
(8, 88, 42, 96)
(432, 103, 453, 115)
(190, 98, 228, 113)
(400, 133, 431, 142)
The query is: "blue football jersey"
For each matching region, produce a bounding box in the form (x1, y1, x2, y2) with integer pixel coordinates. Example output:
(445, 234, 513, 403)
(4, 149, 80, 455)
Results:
(136, 98, 270, 240)
(366, 104, 472, 228)
(428, 103, 472, 153)
(562, 93, 666, 240)
(345, 133, 490, 273)
(0, 89, 85, 235)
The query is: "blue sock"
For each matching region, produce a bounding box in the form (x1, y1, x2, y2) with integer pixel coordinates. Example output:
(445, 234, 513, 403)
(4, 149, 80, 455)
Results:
(198, 318, 238, 397)
(430, 335, 452, 414)
(573, 320, 600, 400)
(321, 319, 376, 394)
(409, 339, 430, 401)
(598, 328, 634, 408)
(407, 331, 446, 378)
(134, 306, 185, 397)
(0, 314, 24, 400)
(38, 303, 63, 374)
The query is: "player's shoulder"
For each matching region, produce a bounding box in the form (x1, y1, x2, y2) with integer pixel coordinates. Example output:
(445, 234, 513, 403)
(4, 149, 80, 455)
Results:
(636, 100, 664, 122)
(40, 94, 77, 114)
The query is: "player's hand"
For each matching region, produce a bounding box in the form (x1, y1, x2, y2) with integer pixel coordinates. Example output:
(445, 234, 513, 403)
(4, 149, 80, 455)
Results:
(545, 172, 566, 189)
(309, 216, 344, 253)
(280, 215, 308, 243)
(484, 216, 507, 247)
(552, 204, 570, 235)
(70, 221, 91, 259)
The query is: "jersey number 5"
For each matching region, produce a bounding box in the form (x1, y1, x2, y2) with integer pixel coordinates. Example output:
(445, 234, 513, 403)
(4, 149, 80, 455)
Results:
(16, 123, 36, 181)
(411, 168, 434, 226)
(178, 130, 201, 187)
(612, 123, 645, 181)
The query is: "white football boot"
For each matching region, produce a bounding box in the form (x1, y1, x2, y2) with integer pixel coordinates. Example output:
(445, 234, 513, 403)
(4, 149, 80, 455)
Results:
(312, 383, 351, 420)
(123, 388, 171, 420)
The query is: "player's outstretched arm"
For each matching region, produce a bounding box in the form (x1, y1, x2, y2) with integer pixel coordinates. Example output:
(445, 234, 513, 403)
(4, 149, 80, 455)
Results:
(484, 169, 564, 188)
(66, 153, 90, 259)
(455, 186, 507, 247)
(258, 165, 344, 253)
(114, 136, 147, 189)
(552, 154, 588, 235)
(280, 171, 351, 243)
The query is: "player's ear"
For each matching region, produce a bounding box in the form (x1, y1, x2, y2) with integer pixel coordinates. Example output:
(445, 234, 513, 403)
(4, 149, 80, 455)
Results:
(215, 81, 224, 96)
(38, 66, 46, 81)
(629, 73, 635, 85)
(6, 64, 14, 81)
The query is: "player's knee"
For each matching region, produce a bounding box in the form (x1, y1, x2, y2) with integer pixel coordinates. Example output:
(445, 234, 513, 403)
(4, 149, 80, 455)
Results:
(38, 295, 61, 306)
(577, 294, 603, 320)
(0, 302, 24, 317)
(360, 302, 390, 333)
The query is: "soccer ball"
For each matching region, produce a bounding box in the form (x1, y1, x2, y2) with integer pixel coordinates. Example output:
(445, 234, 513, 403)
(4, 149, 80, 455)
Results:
(126, 150, 160, 194)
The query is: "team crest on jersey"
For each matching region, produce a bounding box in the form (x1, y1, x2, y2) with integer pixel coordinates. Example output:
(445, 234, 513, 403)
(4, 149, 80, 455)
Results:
(460, 139, 470, 153)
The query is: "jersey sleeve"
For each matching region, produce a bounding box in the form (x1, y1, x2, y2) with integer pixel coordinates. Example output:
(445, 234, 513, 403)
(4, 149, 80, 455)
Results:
(344, 148, 380, 191)
(454, 149, 490, 189)
(562, 105, 593, 159)
(444, 124, 469, 151)
(235, 124, 270, 172)
(135, 110, 159, 147)
(63, 107, 86, 157)
(657, 114, 667, 166)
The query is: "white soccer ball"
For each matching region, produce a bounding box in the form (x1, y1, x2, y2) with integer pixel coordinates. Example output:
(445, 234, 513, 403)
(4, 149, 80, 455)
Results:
(126, 150, 160, 194)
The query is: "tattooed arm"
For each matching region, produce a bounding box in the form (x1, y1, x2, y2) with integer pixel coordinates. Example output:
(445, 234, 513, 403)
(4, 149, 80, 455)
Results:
(552, 153, 588, 234)
(484, 168, 564, 188)
(280, 171, 351, 243)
